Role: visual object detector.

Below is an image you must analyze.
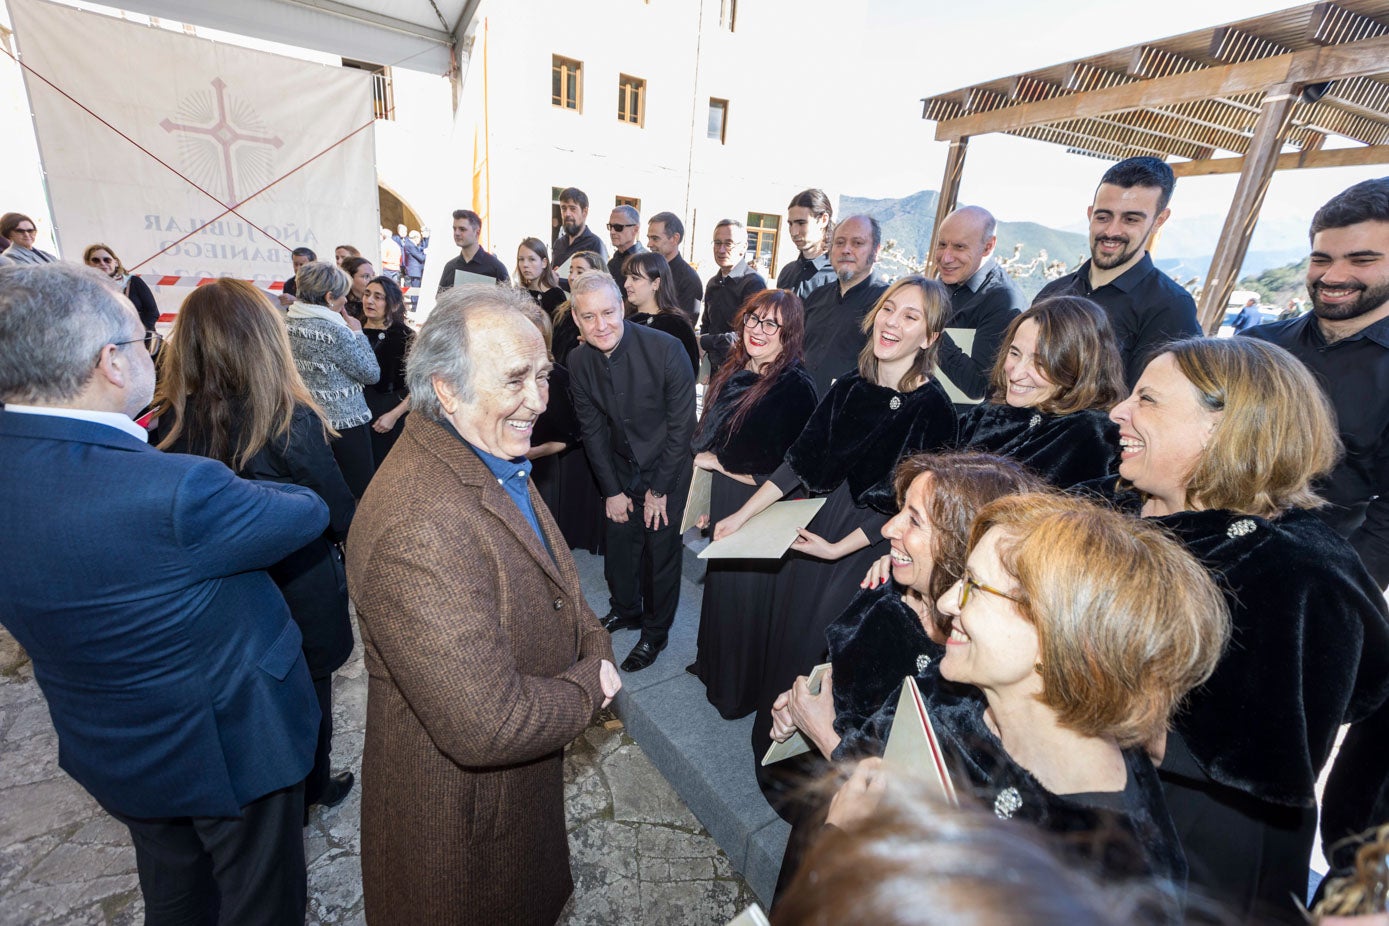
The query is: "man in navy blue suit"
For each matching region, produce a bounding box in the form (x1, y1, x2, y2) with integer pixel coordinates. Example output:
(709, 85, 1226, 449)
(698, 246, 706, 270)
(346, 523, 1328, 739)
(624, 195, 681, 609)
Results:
(0, 263, 330, 924)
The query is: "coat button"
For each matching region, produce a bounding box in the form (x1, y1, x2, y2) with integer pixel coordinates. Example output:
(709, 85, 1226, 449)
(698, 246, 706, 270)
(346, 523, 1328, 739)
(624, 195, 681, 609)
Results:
(553, 597, 563, 610)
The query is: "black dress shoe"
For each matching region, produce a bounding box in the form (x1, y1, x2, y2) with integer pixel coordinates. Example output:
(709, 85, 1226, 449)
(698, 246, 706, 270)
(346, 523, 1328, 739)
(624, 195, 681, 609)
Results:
(600, 611, 643, 633)
(620, 639, 666, 673)
(315, 771, 355, 808)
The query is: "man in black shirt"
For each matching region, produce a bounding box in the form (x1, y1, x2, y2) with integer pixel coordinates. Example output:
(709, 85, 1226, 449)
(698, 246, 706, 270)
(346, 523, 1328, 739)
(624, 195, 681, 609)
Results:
(568, 274, 696, 674)
(607, 204, 646, 282)
(1035, 157, 1200, 386)
(436, 209, 509, 293)
(279, 246, 316, 307)
(1244, 178, 1389, 590)
(933, 206, 1024, 409)
(552, 187, 608, 269)
(776, 189, 836, 301)
(647, 211, 703, 319)
(701, 219, 767, 370)
(802, 214, 889, 396)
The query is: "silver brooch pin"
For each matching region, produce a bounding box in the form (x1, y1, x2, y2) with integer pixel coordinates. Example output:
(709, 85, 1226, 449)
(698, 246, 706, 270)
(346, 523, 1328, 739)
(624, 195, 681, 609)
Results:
(1028, 413, 1042, 429)
(1227, 519, 1257, 538)
(916, 653, 931, 673)
(889, 395, 902, 410)
(994, 787, 1023, 819)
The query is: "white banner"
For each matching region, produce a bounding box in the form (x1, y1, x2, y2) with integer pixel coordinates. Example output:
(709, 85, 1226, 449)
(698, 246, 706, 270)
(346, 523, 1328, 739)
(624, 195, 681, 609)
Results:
(9, 0, 378, 310)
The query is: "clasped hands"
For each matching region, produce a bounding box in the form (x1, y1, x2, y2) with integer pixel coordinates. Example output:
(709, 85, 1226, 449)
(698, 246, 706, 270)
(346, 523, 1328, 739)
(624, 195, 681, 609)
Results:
(769, 667, 840, 758)
(605, 490, 668, 529)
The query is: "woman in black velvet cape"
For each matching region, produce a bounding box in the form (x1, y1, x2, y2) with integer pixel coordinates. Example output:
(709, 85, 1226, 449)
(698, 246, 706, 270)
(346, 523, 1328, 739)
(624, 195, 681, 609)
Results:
(956, 295, 1123, 488)
(808, 492, 1231, 897)
(1088, 337, 1389, 924)
(713, 276, 959, 809)
(361, 276, 414, 468)
(688, 290, 818, 719)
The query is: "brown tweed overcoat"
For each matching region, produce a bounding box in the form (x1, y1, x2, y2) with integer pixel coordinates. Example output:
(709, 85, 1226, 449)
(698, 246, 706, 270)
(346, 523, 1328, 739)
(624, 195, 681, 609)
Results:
(346, 415, 613, 925)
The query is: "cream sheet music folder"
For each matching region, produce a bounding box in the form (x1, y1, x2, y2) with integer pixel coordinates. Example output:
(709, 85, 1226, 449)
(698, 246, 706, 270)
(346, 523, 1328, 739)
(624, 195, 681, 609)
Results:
(760, 663, 832, 766)
(725, 903, 770, 926)
(453, 270, 499, 288)
(938, 328, 980, 406)
(698, 497, 826, 560)
(881, 675, 959, 806)
(680, 467, 712, 535)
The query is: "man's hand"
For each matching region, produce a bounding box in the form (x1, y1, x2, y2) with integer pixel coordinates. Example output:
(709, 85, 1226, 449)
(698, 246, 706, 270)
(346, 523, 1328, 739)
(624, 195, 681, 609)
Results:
(644, 490, 668, 530)
(826, 757, 887, 830)
(605, 494, 633, 523)
(599, 659, 622, 709)
(278, 292, 296, 308)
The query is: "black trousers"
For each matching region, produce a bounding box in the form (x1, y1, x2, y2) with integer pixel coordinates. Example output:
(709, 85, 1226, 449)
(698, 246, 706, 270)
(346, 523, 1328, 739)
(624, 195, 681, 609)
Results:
(303, 674, 334, 808)
(330, 423, 376, 498)
(604, 493, 683, 647)
(112, 783, 306, 926)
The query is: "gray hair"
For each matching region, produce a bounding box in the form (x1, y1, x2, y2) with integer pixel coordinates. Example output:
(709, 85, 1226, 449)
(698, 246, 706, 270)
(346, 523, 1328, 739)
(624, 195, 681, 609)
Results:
(612, 204, 639, 225)
(0, 263, 135, 403)
(406, 284, 538, 422)
(570, 272, 623, 309)
(714, 218, 746, 234)
(295, 261, 351, 306)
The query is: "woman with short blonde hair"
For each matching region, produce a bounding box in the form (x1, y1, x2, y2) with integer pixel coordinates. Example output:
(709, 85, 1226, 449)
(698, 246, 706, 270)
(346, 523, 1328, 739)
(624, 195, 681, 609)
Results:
(1095, 336, 1389, 922)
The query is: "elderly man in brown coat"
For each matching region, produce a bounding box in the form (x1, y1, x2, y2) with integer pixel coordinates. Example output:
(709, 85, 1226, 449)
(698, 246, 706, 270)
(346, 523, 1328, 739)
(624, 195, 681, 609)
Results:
(347, 284, 621, 925)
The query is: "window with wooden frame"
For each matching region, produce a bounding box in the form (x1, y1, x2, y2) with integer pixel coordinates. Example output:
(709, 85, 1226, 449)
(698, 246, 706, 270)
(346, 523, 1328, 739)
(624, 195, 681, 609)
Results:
(615, 196, 641, 211)
(747, 212, 780, 278)
(552, 55, 583, 111)
(617, 74, 645, 126)
(708, 98, 728, 143)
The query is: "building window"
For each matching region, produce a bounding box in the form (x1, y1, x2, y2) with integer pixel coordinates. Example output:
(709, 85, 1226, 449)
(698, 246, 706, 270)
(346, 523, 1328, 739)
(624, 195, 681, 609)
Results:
(719, 0, 737, 31)
(708, 98, 728, 143)
(551, 187, 565, 241)
(747, 212, 780, 278)
(552, 56, 583, 111)
(615, 196, 641, 211)
(343, 59, 395, 121)
(617, 75, 645, 126)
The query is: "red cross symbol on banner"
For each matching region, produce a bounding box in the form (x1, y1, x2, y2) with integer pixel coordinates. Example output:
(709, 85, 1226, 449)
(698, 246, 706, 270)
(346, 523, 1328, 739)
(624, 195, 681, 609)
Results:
(160, 78, 284, 207)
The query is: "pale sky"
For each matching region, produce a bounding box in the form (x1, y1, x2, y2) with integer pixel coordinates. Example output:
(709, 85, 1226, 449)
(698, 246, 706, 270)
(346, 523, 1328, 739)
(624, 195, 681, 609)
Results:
(851, 0, 1385, 251)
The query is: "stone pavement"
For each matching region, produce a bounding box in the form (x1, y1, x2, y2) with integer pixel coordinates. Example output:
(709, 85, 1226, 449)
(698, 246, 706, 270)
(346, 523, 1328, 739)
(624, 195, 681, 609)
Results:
(0, 621, 758, 926)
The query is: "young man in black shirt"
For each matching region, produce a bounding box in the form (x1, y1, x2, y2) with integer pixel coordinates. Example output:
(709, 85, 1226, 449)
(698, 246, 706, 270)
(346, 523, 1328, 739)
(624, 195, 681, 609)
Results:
(776, 188, 836, 301)
(436, 209, 509, 293)
(647, 211, 703, 320)
(1035, 157, 1199, 386)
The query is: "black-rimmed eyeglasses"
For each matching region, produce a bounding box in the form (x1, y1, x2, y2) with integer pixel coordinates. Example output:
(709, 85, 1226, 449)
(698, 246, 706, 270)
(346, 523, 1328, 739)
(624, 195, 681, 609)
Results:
(742, 314, 781, 334)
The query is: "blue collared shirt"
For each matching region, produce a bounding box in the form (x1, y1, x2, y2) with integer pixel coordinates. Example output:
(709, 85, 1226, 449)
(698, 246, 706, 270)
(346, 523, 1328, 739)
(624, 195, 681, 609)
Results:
(468, 441, 551, 557)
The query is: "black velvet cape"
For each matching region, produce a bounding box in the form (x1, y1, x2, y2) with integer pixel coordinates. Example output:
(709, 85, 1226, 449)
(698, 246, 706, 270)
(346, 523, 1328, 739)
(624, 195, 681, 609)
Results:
(692, 362, 819, 477)
(1078, 480, 1389, 809)
(825, 593, 1186, 887)
(956, 403, 1120, 488)
(783, 372, 957, 515)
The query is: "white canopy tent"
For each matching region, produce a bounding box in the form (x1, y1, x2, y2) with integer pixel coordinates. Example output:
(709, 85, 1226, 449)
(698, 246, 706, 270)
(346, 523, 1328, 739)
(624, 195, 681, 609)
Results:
(103, 0, 482, 75)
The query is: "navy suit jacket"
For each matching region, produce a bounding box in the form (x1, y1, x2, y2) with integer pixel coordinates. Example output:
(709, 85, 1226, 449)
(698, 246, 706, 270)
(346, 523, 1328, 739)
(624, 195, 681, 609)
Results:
(0, 410, 328, 818)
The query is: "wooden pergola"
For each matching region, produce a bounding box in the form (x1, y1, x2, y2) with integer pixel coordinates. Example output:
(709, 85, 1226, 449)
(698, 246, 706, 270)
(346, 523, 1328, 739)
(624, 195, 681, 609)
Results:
(920, 0, 1389, 330)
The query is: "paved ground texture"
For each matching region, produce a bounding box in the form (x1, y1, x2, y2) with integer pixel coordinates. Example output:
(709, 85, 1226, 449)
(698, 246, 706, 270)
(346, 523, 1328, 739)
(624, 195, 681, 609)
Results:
(0, 621, 757, 926)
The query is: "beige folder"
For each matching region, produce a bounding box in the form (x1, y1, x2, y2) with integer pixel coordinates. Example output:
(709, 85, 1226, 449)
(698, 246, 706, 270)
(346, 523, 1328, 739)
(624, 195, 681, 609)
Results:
(881, 675, 958, 806)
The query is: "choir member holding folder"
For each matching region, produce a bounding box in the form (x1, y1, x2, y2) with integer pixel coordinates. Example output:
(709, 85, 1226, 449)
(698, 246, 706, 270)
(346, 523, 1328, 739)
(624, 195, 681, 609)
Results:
(712, 275, 958, 806)
(819, 493, 1231, 890)
(1082, 337, 1389, 923)
(688, 290, 818, 719)
(955, 296, 1123, 488)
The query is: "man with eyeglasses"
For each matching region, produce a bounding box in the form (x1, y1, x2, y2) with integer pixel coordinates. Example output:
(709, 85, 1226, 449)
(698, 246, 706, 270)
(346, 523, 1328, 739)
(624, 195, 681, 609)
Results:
(701, 218, 767, 371)
(0, 263, 329, 922)
(606, 204, 646, 284)
(1, 212, 57, 264)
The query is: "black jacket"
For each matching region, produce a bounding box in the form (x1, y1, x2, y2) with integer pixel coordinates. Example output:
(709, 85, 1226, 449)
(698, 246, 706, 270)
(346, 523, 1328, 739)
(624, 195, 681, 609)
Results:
(569, 321, 697, 501)
(957, 403, 1119, 488)
(938, 262, 1025, 403)
(692, 362, 818, 477)
(156, 403, 356, 677)
(1079, 481, 1389, 809)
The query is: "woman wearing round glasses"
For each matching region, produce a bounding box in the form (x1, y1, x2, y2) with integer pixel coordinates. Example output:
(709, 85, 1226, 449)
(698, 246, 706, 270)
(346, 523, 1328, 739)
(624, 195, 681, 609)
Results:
(84, 243, 160, 333)
(1088, 337, 1389, 922)
(1, 213, 56, 265)
(622, 251, 699, 374)
(956, 295, 1124, 488)
(714, 274, 959, 803)
(823, 492, 1229, 887)
(689, 290, 818, 718)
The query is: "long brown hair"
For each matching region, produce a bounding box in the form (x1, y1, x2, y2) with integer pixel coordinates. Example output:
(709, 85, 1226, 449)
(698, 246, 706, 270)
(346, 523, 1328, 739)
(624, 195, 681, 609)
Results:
(153, 279, 335, 470)
(516, 237, 560, 291)
(698, 289, 806, 438)
(856, 275, 949, 392)
(988, 296, 1125, 414)
(623, 250, 689, 322)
